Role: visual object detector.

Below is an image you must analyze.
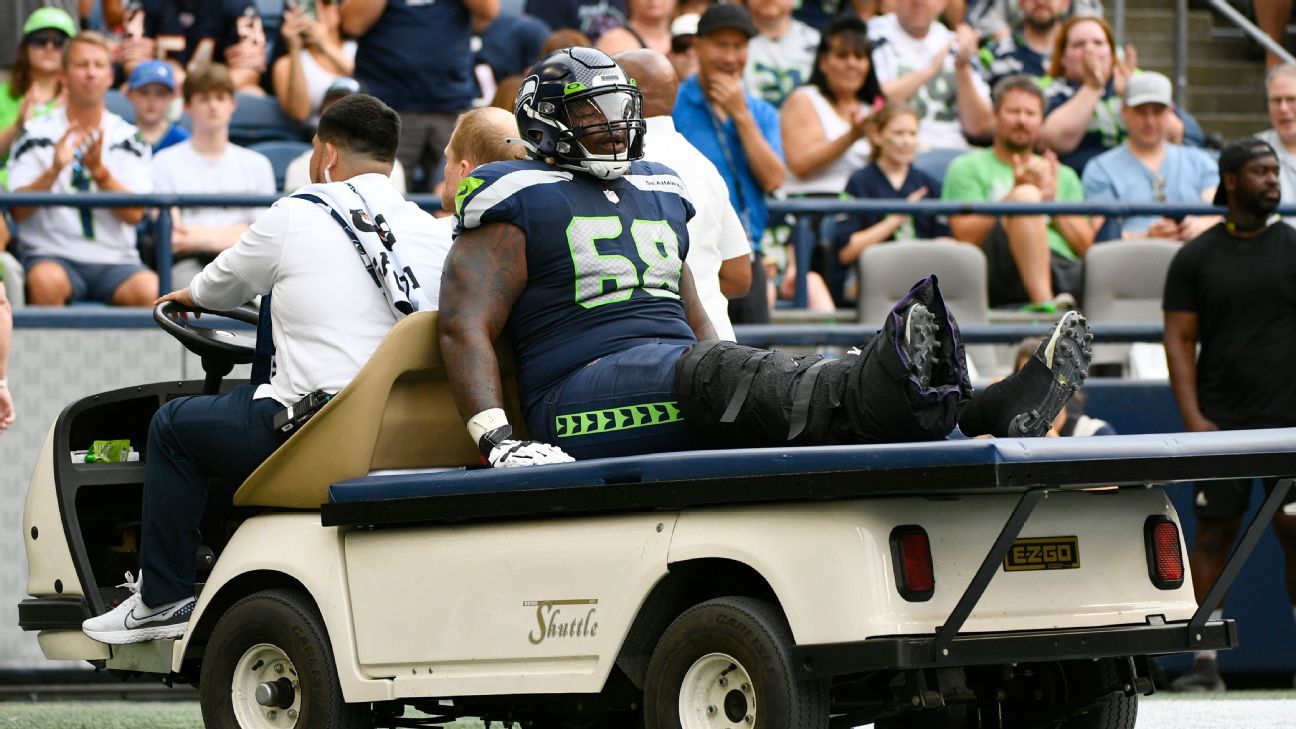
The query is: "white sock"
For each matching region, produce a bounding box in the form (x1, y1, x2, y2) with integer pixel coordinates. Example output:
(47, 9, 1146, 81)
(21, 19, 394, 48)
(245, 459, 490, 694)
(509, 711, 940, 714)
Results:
(1195, 649, 1218, 663)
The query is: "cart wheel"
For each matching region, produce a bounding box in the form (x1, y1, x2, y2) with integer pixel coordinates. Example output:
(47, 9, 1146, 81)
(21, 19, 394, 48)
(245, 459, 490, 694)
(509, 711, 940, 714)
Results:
(643, 596, 828, 729)
(1057, 659, 1137, 729)
(200, 588, 370, 729)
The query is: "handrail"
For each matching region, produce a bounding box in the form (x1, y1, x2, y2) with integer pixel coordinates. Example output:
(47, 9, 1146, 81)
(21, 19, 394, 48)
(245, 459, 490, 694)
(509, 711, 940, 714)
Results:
(1206, 0, 1296, 68)
(9, 191, 1287, 305)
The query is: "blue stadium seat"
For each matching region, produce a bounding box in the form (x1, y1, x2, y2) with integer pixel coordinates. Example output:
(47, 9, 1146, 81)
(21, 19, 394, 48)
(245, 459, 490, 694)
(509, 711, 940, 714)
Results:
(250, 140, 311, 191)
(105, 90, 134, 122)
(230, 93, 304, 145)
(912, 148, 965, 186)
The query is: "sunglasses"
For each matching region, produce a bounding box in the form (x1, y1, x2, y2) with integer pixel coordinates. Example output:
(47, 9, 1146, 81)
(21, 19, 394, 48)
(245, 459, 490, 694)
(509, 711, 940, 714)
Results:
(26, 31, 68, 49)
(671, 35, 695, 55)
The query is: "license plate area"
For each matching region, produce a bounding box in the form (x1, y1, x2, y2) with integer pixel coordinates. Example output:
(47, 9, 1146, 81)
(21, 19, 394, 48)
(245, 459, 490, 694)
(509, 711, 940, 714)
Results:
(1003, 536, 1080, 572)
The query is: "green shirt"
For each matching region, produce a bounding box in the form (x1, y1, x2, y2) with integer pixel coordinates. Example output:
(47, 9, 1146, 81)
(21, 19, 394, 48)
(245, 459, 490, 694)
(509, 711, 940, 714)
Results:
(0, 82, 57, 189)
(941, 148, 1085, 261)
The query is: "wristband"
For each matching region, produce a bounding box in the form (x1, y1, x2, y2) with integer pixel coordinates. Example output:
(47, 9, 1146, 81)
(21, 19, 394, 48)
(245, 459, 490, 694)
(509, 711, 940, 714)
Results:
(467, 407, 509, 444)
(0, 379, 7, 388)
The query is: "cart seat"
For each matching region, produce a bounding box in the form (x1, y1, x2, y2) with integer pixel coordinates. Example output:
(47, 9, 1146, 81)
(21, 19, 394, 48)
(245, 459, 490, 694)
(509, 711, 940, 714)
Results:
(232, 311, 526, 509)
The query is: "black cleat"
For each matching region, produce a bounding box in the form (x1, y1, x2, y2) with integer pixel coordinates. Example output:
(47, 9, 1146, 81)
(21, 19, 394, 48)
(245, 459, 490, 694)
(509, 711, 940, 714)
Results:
(902, 303, 940, 387)
(1007, 311, 1093, 437)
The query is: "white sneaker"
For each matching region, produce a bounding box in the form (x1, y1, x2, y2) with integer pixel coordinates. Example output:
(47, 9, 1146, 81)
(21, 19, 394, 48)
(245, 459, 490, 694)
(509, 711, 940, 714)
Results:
(81, 572, 195, 644)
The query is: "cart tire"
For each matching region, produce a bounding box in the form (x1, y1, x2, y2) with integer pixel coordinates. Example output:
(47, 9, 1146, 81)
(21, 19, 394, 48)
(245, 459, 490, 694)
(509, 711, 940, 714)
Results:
(643, 596, 828, 729)
(1058, 659, 1137, 729)
(199, 588, 370, 729)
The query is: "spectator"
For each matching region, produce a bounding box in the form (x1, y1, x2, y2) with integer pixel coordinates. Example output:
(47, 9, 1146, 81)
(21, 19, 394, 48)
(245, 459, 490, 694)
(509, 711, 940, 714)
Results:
(476, 9, 550, 104)
(1, 7, 74, 189)
(1, 1, 78, 76)
(867, 0, 993, 151)
(341, 0, 499, 192)
(153, 63, 276, 286)
(943, 75, 1092, 311)
(978, 0, 1069, 89)
(598, 0, 676, 56)
(0, 254, 10, 433)
(1254, 0, 1293, 69)
(781, 15, 881, 195)
(284, 78, 407, 193)
(1162, 137, 1296, 693)
(834, 103, 948, 298)
(674, 3, 786, 323)
(616, 48, 752, 341)
(668, 12, 701, 81)
(1082, 71, 1219, 242)
(126, 60, 189, 153)
(525, 0, 626, 42)
(118, 0, 268, 95)
(1256, 64, 1296, 222)
(272, 0, 356, 126)
(964, 0, 1102, 41)
(8, 32, 156, 307)
(1038, 15, 1141, 174)
(743, 0, 821, 108)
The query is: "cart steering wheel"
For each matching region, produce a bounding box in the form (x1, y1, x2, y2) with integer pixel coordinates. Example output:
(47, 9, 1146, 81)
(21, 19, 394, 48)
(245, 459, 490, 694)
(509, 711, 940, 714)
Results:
(153, 300, 261, 394)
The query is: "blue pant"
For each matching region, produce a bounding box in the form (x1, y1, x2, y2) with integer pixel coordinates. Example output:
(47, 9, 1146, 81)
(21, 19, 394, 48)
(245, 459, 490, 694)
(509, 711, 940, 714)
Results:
(528, 342, 693, 460)
(140, 385, 286, 606)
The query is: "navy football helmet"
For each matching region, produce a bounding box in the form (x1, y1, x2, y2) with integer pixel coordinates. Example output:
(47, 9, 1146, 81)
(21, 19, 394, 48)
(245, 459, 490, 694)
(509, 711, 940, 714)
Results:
(515, 47, 645, 180)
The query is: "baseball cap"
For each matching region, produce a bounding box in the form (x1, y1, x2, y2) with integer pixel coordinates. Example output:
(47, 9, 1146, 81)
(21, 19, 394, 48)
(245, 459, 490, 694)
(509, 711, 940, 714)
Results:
(1212, 137, 1278, 206)
(23, 7, 78, 39)
(696, 4, 757, 39)
(671, 13, 700, 38)
(323, 77, 361, 103)
(128, 60, 177, 92)
(1124, 71, 1172, 108)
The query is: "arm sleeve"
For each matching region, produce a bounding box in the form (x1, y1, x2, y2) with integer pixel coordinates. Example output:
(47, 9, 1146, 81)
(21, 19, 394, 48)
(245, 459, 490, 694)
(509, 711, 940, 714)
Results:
(1161, 246, 1199, 313)
(189, 198, 290, 307)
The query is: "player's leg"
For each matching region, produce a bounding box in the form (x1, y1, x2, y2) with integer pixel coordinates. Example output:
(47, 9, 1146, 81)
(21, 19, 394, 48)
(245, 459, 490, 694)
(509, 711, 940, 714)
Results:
(958, 310, 1093, 437)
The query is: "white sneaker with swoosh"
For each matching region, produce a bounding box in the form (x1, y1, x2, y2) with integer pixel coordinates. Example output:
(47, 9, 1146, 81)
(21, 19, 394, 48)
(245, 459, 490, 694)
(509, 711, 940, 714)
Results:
(81, 572, 195, 644)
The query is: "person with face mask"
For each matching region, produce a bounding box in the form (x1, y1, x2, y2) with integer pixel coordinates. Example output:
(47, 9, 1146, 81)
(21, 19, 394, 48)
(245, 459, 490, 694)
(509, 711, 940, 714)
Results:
(80, 93, 444, 646)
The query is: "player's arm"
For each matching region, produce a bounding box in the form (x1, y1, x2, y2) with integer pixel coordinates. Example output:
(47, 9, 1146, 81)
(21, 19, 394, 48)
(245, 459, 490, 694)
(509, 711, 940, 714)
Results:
(680, 262, 717, 341)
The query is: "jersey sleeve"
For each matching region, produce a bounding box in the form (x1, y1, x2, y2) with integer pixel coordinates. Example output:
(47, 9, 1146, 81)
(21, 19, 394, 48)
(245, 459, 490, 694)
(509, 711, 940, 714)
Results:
(454, 161, 569, 235)
(5, 127, 54, 191)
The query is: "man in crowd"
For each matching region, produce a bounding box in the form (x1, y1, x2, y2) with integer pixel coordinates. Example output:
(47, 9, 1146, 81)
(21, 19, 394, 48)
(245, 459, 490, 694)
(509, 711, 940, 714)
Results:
(943, 75, 1092, 311)
(868, 0, 993, 150)
(119, 0, 268, 94)
(1082, 71, 1218, 242)
(978, 0, 1070, 89)
(743, 0, 821, 108)
(439, 46, 1092, 469)
(1163, 137, 1296, 691)
(8, 32, 156, 306)
(1256, 64, 1296, 225)
(153, 63, 277, 286)
(341, 0, 499, 191)
(616, 48, 752, 342)
(81, 93, 443, 644)
(126, 60, 189, 153)
(674, 3, 785, 324)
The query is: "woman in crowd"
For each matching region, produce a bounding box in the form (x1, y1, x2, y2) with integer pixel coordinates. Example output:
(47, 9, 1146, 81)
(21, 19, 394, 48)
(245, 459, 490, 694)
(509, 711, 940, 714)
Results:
(0, 8, 73, 186)
(597, 0, 677, 56)
(272, 0, 356, 126)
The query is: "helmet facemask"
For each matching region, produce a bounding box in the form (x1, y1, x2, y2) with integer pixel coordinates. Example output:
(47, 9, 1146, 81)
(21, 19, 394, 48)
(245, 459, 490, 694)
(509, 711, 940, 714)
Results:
(556, 87, 644, 180)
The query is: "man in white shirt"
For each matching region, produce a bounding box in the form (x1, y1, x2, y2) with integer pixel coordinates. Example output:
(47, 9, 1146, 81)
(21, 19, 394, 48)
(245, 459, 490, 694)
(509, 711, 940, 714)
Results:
(81, 94, 443, 645)
(868, 0, 993, 150)
(743, 0, 821, 108)
(152, 63, 277, 286)
(616, 48, 752, 341)
(8, 32, 155, 306)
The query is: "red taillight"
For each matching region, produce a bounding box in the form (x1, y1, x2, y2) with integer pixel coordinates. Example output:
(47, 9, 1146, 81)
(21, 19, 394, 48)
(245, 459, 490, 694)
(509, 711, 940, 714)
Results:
(1144, 517, 1185, 589)
(891, 526, 934, 601)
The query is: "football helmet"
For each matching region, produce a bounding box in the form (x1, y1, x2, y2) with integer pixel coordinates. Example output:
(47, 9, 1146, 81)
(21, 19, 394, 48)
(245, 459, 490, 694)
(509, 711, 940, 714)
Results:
(515, 47, 645, 180)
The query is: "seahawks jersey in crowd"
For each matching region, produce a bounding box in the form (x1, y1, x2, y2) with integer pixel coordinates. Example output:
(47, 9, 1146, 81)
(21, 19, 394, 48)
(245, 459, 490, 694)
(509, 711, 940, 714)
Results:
(122, 0, 262, 70)
(455, 158, 696, 413)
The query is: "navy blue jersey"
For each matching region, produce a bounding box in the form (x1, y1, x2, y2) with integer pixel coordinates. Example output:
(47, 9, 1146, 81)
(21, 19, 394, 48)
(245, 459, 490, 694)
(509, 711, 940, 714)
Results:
(124, 0, 262, 69)
(455, 159, 697, 414)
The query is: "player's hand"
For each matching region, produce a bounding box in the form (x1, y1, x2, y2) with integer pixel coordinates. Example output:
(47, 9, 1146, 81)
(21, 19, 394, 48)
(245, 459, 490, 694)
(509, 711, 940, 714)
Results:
(0, 386, 14, 433)
(486, 440, 575, 467)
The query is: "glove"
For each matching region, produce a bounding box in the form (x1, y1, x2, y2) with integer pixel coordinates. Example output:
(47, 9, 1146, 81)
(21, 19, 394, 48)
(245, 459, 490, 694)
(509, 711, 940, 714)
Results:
(486, 439, 575, 467)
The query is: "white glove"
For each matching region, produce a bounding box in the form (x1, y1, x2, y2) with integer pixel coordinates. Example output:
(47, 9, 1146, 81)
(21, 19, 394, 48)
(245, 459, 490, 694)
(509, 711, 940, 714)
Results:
(487, 439, 575, 467)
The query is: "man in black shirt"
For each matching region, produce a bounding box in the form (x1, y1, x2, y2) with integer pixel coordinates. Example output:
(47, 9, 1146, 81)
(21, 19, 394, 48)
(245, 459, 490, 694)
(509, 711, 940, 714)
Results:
(1162, 137, 1296, 692)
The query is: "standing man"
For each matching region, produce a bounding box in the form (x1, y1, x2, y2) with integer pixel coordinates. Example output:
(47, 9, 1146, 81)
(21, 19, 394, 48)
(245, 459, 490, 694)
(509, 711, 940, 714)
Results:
(341, 0, 499, 192)
(1256, 64, 1296, 228)
(81, 94, 444, 644)
(1082, 71, 1219, 242)
(8, 32, 157, 307)
(615, 48, 751, 342)
(674, 3, 785, 324)
(1162, 137, 1296, 692)
(943, 75, 1092, 312)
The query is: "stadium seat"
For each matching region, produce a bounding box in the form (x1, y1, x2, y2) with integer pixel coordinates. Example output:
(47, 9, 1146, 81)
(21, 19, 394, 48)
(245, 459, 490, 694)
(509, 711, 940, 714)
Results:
(229, 92, 304, 145)
(1081, 238, 1181, 377)
(250, 140, 311, 190)
(855, 239, 1000, 378)
(105, 90, 134, 122)
(912, 148, 965, 185)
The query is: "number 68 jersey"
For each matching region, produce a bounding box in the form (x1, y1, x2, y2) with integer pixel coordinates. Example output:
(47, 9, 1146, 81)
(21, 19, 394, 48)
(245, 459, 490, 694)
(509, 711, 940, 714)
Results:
(455, 158, 698, 411)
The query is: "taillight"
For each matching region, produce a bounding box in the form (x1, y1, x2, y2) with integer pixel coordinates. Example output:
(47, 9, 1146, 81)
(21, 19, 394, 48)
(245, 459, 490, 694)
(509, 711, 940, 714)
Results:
(1144, 516, 1185, 589)
(890, 525, 934, 601)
